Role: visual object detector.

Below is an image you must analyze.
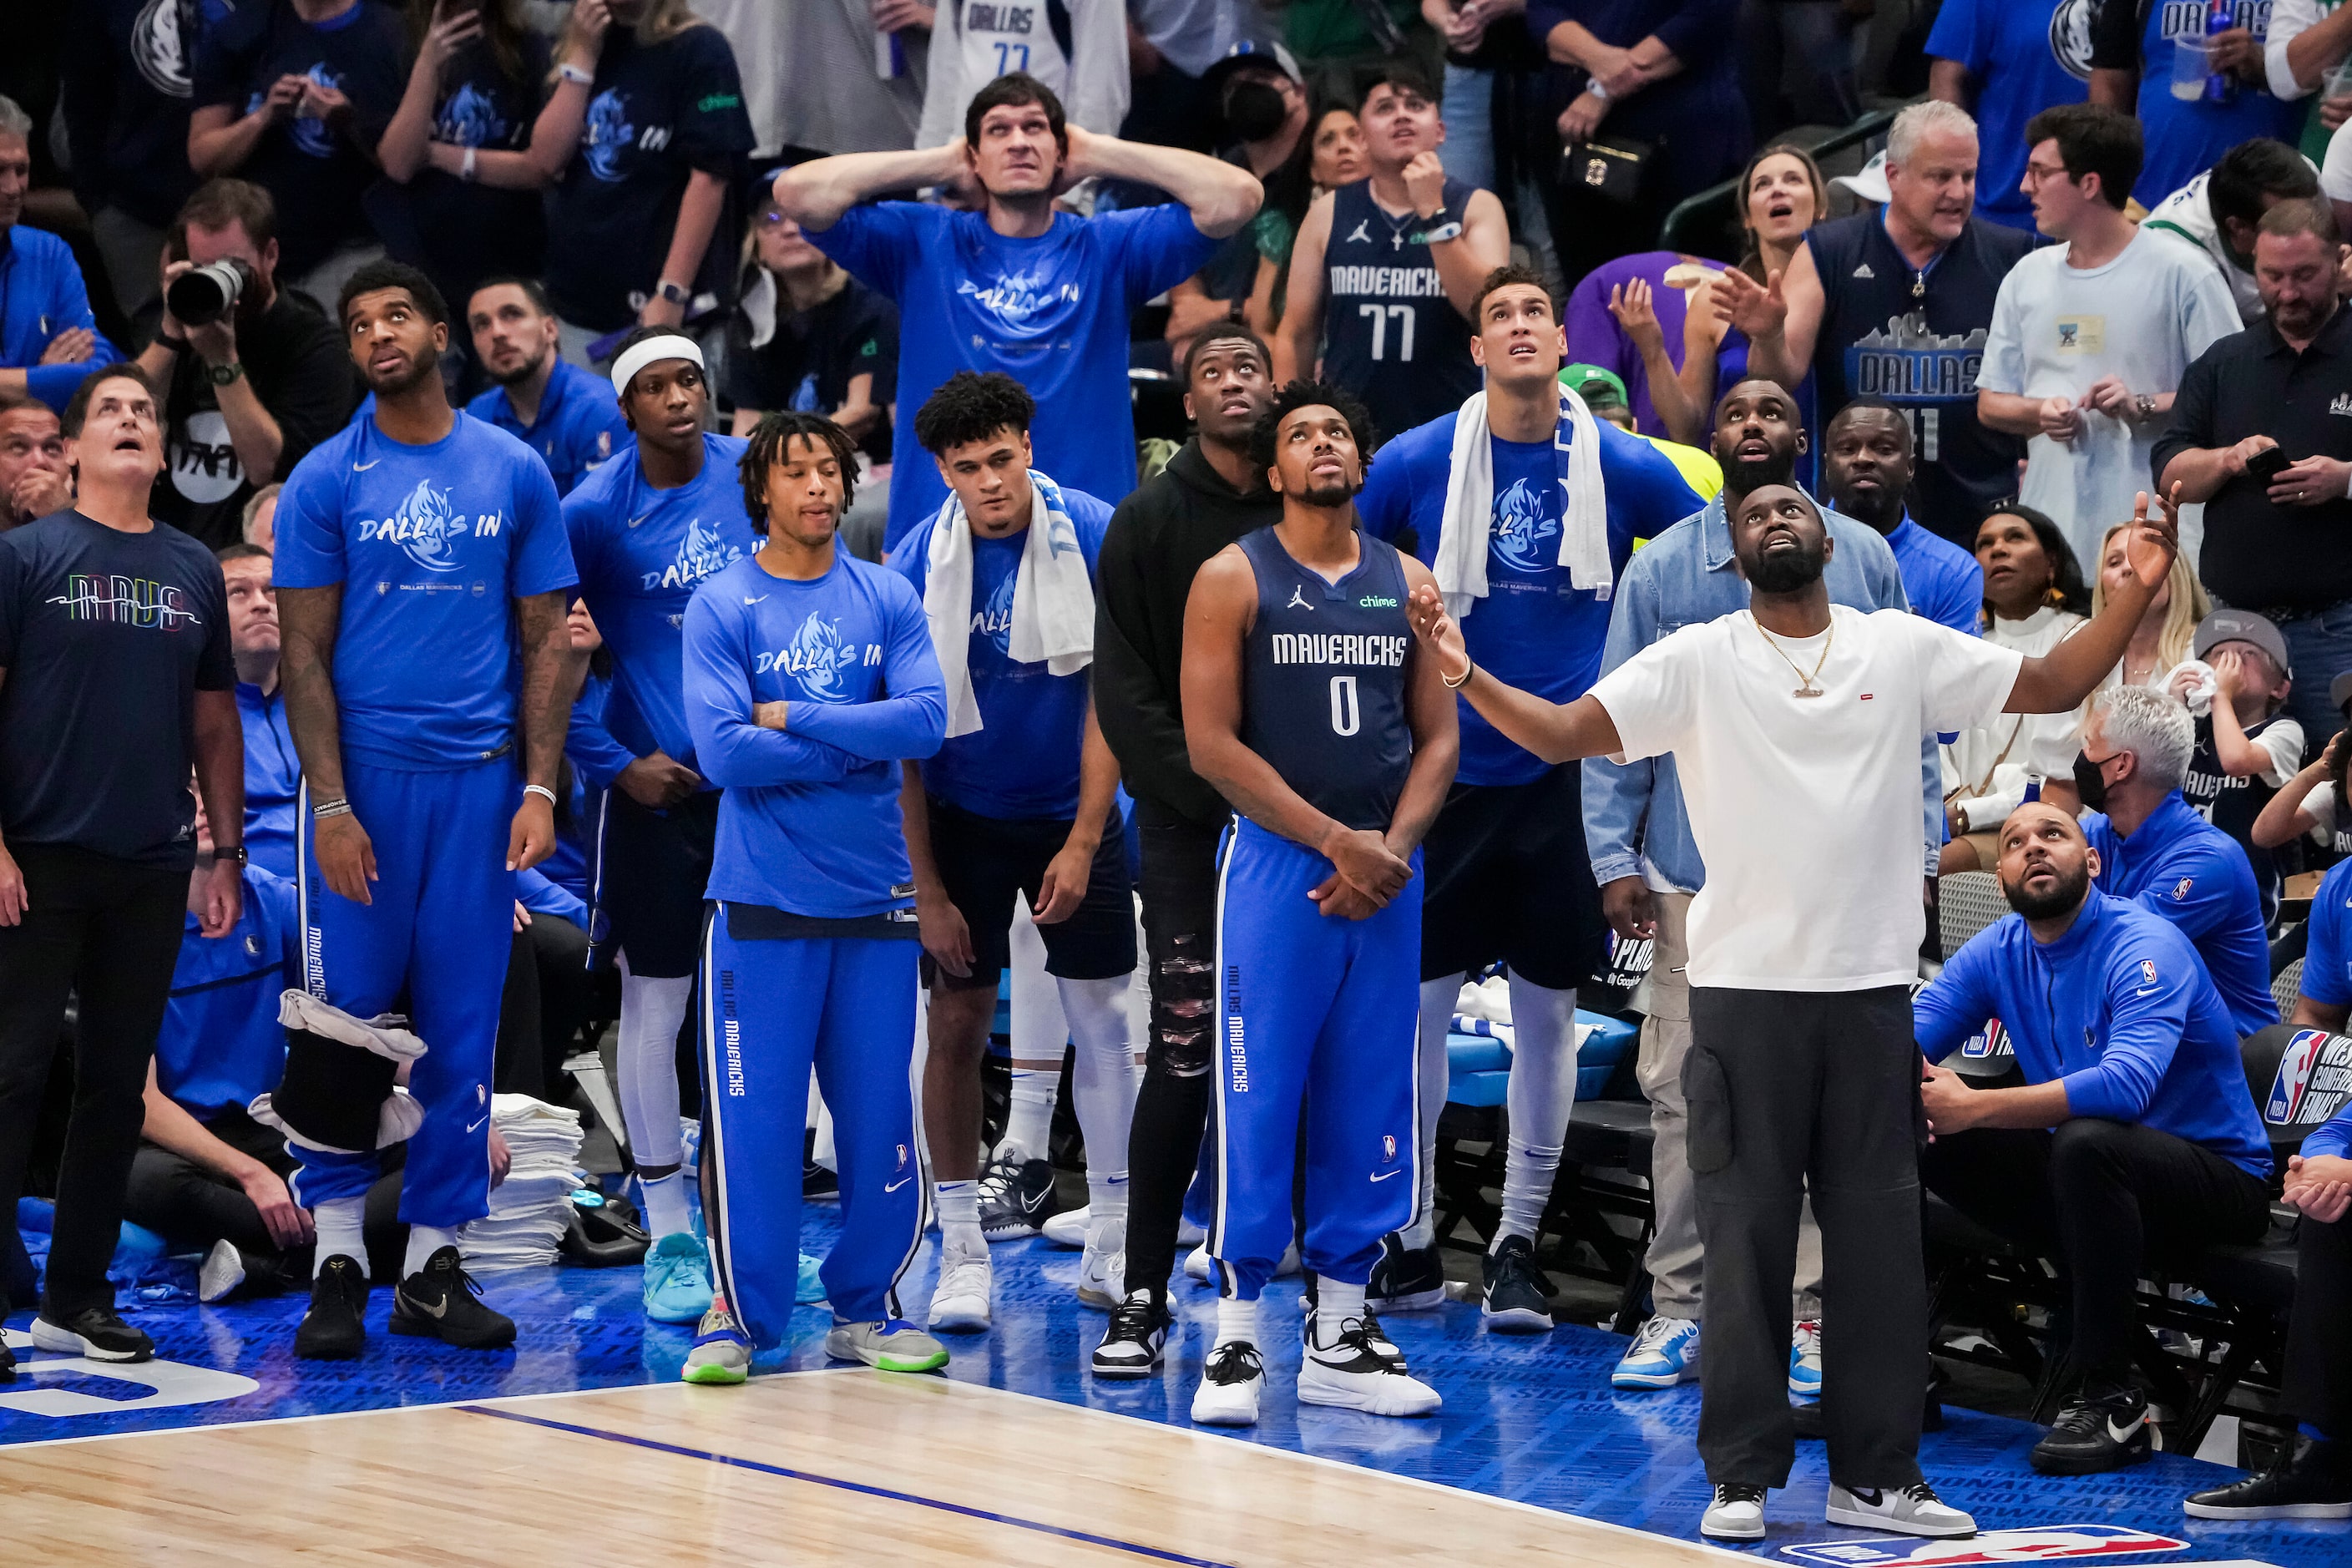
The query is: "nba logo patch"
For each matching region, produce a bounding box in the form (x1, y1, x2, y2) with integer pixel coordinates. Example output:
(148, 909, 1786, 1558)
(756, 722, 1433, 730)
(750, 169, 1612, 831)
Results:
(895, 1144, 909, 1171)
(2171, 877, 2193, 902)
(2140, 959, 2157, 986)
(1381, 1135, 1397, 1162)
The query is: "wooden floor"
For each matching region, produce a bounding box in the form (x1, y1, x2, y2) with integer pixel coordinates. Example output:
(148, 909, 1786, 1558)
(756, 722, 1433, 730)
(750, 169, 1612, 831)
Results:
(4, 1371, 1741, 1566)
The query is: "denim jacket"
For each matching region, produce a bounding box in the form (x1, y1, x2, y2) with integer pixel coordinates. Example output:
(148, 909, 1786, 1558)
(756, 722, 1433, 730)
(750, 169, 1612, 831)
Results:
(1581, 489, 1942, 892)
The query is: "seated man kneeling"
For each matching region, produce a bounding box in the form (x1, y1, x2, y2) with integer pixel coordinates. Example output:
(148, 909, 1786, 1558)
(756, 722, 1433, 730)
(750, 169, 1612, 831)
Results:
(1914, 802, 2274, 1476)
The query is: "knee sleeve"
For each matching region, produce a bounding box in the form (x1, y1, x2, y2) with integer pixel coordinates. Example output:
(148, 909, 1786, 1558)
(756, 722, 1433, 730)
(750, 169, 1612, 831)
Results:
(1504, 975, 1581, 1152)
(252, 992, 427, 1154)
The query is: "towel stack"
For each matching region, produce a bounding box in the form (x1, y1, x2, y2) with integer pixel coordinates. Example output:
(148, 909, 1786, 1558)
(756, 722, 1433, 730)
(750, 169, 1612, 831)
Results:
(459, 1095, 586, 1273)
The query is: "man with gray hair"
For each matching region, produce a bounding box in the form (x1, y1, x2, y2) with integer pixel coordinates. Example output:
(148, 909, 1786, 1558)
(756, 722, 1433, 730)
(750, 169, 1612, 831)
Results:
(1716, 99, 2033, 544)
(0, 94, 124, 413)
(2074, 683, 2279, 1035)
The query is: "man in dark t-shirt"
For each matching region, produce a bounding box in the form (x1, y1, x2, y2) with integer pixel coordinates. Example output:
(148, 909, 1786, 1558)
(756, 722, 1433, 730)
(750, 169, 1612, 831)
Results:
(0, 363, 245, 1375)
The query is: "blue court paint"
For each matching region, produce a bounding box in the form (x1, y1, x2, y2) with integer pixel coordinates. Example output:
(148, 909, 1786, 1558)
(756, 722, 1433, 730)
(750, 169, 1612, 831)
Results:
(4, 1206, 2346, 1565)
(459, 1403, 1237, 1566)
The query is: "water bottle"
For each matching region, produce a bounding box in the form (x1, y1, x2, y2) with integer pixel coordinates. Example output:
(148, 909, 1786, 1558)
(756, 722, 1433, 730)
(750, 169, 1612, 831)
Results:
(2204, 0, 2240, 105)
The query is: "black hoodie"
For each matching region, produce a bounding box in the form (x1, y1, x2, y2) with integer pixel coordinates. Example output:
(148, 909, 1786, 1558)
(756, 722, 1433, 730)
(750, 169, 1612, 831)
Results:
(1095, 437, 1283, 826)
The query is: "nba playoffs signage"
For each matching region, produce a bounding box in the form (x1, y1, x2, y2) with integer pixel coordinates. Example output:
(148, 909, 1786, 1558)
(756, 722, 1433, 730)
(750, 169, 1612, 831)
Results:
(2267, 1029, 2352, 1132)
(1781, 1523, 2188, 1565)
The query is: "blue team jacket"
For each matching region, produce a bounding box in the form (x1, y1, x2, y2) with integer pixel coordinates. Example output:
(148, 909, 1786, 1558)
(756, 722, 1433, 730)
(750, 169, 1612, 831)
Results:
(0, 226, 124, 410)
(154, 867, 297, 1118)
(2082, 792, 2279, 1039)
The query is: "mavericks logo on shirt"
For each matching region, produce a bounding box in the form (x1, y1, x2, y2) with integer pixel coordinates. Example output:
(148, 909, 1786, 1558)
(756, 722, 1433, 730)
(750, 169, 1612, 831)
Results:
(244, 64, 347, 159)
(584, 89, 635, 181)
(956, 267, 1077, 329)
(641, 515, 743, 592)
(132, 0, 195, 98)
(1490, 476, 1564, 574)
(970, 565, 1018, 655)
(436, 82, 511, 149)
(755, 611, 879, 701)
(2050, 0, 2097, 79)
(357, 479, 499, 573)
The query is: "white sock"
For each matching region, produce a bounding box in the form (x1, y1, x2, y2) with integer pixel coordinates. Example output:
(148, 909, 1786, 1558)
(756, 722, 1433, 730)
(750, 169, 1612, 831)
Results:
(936, 1179, 984, 1257)
(1496, 976, 1580, 1248)
(639, 1170, 691, 1240)
(1403, 975, 1462, 1252)
(1003, 898, 1065, 1161)
(403, 1223, 460, 1278)
(1087, 1172, 1130, 1227)
(1215, 1295, 1258, 1347)
(313, 1196, 367, 1277)
(1060, 973, 1136, 1185)
(615, 964, 692, 1172)
(1001, 1068, 1058, 1162)
(1313, 1277, 1368, 1348)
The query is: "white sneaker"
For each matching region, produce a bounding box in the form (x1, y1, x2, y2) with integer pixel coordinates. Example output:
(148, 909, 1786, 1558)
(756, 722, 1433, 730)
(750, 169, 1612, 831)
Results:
(1612, 1314, 1701, 1389)
(1297, 1318, 1441, 1417)
(1701, 1484, 1768, 1540)
(1191, 1338, 1265, 1426)
(928, 1247, 993, 1333)
(1078, 1219, 1125, 1308)
(1824, 1482, 1975, 1539)
(1788, 1317, 1823, 1396)
(1040, 1206, 1090, 1248)
(1184, 1242, 1213, 1282)
(1176, 1217, 1206, 1247)
(199, 1239, 247, 1304)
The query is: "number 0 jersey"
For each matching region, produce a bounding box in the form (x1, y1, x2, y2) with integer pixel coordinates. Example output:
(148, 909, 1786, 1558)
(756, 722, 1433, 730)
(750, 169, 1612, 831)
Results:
(1319, 176, 1482, 443)
(1237, 526, 1414, 834)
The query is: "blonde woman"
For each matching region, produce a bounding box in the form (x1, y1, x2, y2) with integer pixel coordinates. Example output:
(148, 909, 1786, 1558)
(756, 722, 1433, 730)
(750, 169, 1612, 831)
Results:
(2092, 516, 2211, 692)
(534, 0, 756, 362)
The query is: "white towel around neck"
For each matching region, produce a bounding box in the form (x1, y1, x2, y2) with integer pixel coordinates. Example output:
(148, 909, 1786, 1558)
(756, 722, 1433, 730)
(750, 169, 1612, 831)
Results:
(1433, 385, 1610, 619)
(923, 469, 1094, 739)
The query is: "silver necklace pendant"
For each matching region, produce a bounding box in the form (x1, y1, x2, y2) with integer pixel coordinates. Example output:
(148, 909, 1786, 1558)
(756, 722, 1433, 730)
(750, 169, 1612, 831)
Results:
(1391, 230, 1403, 250)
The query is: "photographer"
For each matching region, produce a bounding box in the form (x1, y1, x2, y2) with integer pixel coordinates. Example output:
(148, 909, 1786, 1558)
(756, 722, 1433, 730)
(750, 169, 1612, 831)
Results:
(136, 180, 357, 549)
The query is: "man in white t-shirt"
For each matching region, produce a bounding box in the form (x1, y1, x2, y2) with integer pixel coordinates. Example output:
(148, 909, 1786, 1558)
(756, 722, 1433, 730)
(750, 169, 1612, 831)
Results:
(1978, 104, 2238, 567)
(1406, 481, 2181, 1544)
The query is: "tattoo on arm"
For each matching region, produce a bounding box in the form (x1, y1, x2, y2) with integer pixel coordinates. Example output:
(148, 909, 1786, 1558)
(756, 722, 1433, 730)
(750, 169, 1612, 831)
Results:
(515, 589, 574, 791)
(275, 584, 348, 799)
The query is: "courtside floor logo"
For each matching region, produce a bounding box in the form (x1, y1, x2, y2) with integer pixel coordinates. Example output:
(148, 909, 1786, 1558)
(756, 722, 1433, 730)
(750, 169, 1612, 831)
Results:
(1780, 1523, 2188, 1565)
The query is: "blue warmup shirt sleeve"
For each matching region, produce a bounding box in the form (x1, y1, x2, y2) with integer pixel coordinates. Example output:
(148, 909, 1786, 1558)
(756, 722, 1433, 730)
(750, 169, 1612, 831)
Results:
(2304, 858, 2352, 1009)
(565, 672, 639, 791)
(518, 866, 588, 925)
(683, 589, 862, 787)
(1913, 936, 2003, 1062)
(2057, 938, 2200, 1125)
(2083, 799, 2280, 1032)
(806, 200, 928, 299)
(1106, 201, 1227, 303)
(2, 229, 125, 409)
(782, 569, 948, 761)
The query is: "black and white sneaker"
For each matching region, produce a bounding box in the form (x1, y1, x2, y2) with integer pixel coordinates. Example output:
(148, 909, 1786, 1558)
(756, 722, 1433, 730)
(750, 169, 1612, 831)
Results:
(1825, 1481, 1975, 1538)
(2185, 1434, 2352, 1519)
(976, 1151, 1057, 1240)
(31, 1304, 154, 1363)
(296, 1255, 370, 1360)
(2031, 1384, 2154, 1474)
(1480, 1236, 1555, 1332)
(1365, 1232, 1446, 1312)
(1191, 1338, 1266, 1426)
(1301, 1279, 1409, 1373)
(1298, 1317, 1441, 1417)
(1700, 1483, 1768, 1540)
(390, 1247, 516, 1350)
(1091, 1288, 1171, 1380)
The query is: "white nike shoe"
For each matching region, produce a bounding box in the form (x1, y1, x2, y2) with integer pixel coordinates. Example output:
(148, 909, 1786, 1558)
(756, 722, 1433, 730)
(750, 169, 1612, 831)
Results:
(1191, 1338, 1266, 1426)
(1701, 1484, 1768, 1540)
(1297, 1317, 1441, 1417)
(1186, 1240, 1301, 1283)
(1176, 1216, 1206, 1247)
(1824, 1482, 1975, 1539)
(199, 1239, 247, 1304)
(1040, 1206, 1090, 1248)
(1078, 1218, 1125, 1308)
(928, 1247, 993, 1333)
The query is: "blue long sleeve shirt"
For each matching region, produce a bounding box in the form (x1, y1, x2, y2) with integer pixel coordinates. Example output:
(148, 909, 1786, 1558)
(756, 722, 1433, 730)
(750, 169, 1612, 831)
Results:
(2081, 792, 2279, 1039)
(1917, 889, 2271, 1176)
(565, 669, 639, 792)
(2285, 857, 2352, 1160)
(237, 679, 300, 880)
(154, 867, 298, 1118)
(1581, 488, 1937, 892)
(684, 551, 945, 918)
(1, 226, 124, 411)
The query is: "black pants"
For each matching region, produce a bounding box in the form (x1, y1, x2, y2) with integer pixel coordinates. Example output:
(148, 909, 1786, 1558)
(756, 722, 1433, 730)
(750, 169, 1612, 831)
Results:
(2289, 1211, 2352, 1436)
(1922, 1118, 2272, 1388)
(124, 1105, 294, 1258)
(1688, 985, 1927, 1490)
(1123, 803, 1226, 1308)
(495, 911, 600, 1099)
(0, 843, 189, 1317)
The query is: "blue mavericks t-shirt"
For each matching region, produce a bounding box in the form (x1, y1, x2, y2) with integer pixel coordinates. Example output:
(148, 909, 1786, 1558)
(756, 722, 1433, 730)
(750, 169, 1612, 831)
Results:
(811, 201, 1222, 549)
(890, 488, 1113, 820)
(1925, 0, 2095, 231)
(564, 432, 761, 774)
(2102, 0, 2296, 207)
(191, 0, 405, 278)
(1358, 414, 1701, 787)
(683, 553, 947, 917)
(157, 866, 297, 1116)
(468, 358, 633, 498)
(273, 411, 577, 771)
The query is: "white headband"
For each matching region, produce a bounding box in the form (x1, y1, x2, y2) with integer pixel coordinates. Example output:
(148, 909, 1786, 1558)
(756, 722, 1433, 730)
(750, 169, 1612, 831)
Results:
(610, 334, 706, 400)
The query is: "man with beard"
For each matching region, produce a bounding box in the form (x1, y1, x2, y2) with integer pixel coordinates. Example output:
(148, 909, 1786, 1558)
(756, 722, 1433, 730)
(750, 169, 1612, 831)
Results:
(1583, 377, 1925, 1399)
(271, 260, 574, 1361)
(1414, 481, 2183, 1541)
(1821, 398, 1982, 635)
(1180, 382, 1458, 1429)
(563, 325, 761, 1327)
(1087, 324, 1284, 1380)
(1915, 802, 2271, 1475)
(465, 278, 630, 498)
(1354, 264, 1700, 1331)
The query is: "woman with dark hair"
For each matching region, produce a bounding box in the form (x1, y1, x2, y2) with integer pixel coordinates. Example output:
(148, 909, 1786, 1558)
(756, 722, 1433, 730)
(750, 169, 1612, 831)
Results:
(1940, 503, 2094, 871)
(1241, 102, 1369, 336)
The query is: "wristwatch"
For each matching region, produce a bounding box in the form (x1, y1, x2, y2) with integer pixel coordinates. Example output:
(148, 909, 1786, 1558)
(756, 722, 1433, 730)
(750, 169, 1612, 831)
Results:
(215, 844, 249, 867)
(2133, 392, 2158, 423)
(655, 279, 692, 306)
(208, 361, 245, 387)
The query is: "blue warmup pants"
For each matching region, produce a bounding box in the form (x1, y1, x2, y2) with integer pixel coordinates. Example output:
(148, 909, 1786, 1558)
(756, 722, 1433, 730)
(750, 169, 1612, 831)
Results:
(1210, 820, 1420, 1301)
(290, 758, 515, 1229)
(700, 905, 923, 1349)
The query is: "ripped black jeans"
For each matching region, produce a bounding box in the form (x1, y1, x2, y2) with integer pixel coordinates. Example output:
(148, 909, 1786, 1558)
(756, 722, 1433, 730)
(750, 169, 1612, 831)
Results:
(1122, 804, 1226, 1308)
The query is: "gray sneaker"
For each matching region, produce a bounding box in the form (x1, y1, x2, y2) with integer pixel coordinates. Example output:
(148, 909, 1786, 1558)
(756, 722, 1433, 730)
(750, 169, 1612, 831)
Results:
(681, 1301, 751, 1386)
(1825, 1481, 1975, 1539)
(826, 1318, 950, 1373)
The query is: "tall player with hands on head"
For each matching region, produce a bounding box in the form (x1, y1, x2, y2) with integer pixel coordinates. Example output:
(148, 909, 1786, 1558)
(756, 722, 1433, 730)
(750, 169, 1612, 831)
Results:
(270, 260, 576, 1363)
(1404, 482, 2183, 1543)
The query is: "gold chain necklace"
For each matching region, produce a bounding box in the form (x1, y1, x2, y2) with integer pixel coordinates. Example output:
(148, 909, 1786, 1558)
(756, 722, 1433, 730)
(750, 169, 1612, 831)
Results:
(1755, 615, 1834, 698)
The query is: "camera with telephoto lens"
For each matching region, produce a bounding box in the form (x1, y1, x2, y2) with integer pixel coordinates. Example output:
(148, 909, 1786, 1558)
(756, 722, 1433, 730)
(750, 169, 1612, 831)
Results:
(166, 257, 257, 326)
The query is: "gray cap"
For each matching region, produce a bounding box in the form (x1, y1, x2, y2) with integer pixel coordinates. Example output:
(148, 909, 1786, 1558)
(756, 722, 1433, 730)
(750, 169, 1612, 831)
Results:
(2193, 609, 2292, 679)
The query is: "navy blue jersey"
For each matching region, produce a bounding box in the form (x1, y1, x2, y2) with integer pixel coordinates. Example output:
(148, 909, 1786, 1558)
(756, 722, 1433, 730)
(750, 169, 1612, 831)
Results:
(1237, 527, 1413, 833)
(1807, 211, 2032, 544)
(1318, 178, 1482, 443)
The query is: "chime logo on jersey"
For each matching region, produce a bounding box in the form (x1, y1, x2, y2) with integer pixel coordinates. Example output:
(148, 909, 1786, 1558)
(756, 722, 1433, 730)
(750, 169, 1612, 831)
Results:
(957, 267, 1078, 328)
(435, 82, 510, 149)
(584, 90, 635, 181)
(357, 479, 487, 572)
(755, 611, 876, 701)
(131, 0, 195, 98)
(1846, 316, 1985, 402)
(1489, 476, 1563, 573)
(642, 515, 742, 591)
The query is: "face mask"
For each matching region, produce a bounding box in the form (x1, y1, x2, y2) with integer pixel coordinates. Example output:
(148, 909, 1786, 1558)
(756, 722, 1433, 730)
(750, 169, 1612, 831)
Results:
(2072, 751, 2110, 813)
(1226, 81, 1289, 143)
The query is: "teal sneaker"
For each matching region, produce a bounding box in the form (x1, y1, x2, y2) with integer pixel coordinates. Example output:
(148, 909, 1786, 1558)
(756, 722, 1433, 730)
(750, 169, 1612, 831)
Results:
(827, 1318, 949, 1373)
(681, 1299, 751, 1386)
(642, 1232, 716, 1324)
(797, 1252, 827, 1304)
